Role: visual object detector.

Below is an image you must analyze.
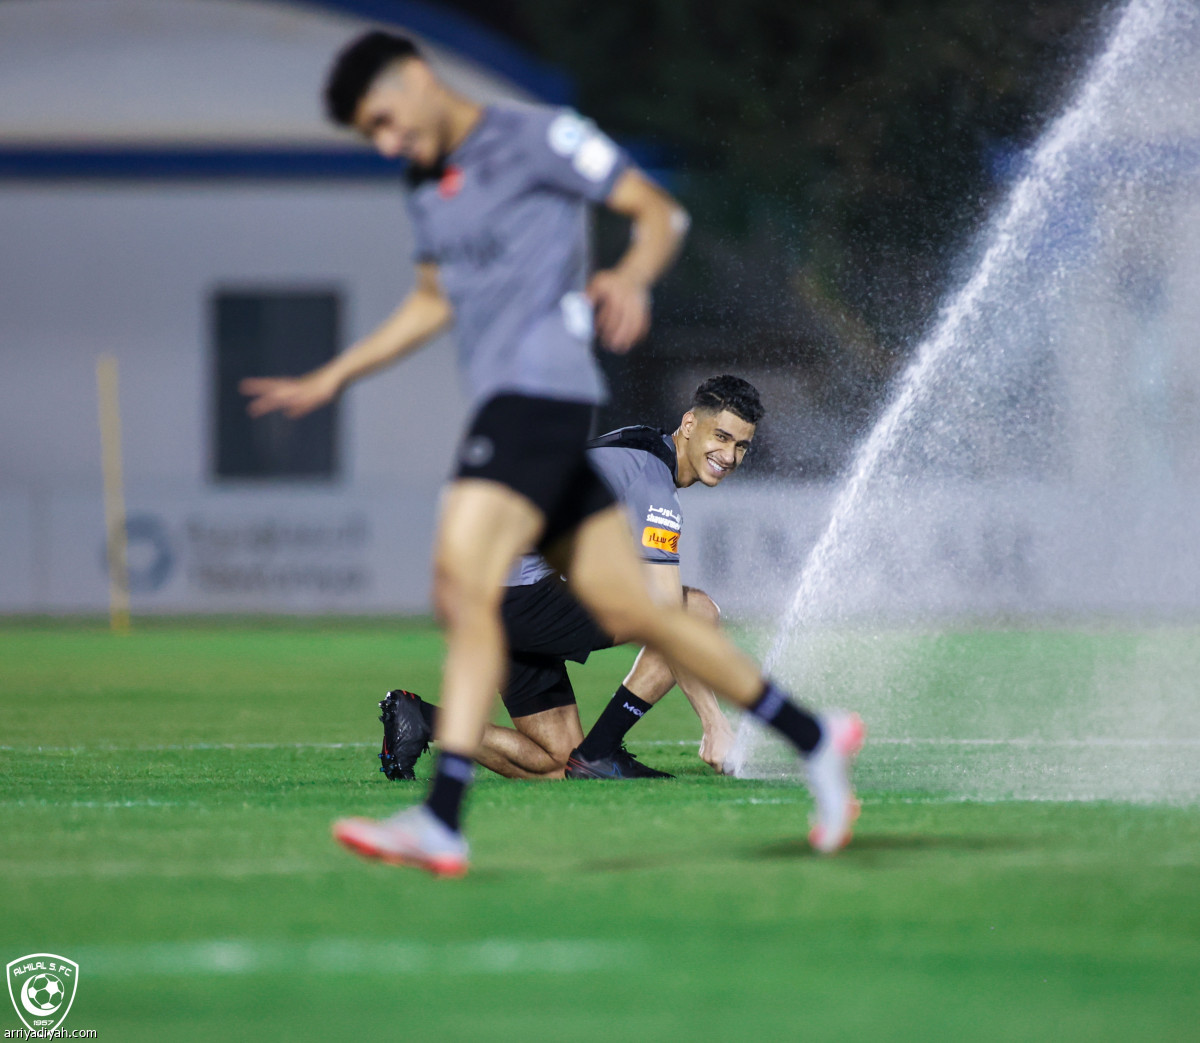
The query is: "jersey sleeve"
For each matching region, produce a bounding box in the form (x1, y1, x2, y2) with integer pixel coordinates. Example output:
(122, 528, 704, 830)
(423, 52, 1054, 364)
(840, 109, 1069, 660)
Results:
(589, 447, 682, 565)
(506, 553, 555, 588)
(523, 107, 632, 202)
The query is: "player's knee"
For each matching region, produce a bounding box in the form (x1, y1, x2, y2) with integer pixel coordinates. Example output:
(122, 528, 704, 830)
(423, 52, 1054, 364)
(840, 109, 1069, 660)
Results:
(543, 739, 575, 771)
(431, 555, 502, 625)
(684, 586, 721, 625)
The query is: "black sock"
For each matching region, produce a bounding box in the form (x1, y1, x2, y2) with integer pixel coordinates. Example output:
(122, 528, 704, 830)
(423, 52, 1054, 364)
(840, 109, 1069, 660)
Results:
(425, 751, 473, 832)
(748, 681, 822, 754)
(415, 696, 437, 732)
(576, 685, 653, 759)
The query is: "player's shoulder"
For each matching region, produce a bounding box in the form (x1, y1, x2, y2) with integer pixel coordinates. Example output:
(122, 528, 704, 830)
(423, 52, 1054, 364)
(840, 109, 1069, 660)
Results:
(588, 424, 669, 452)
(485, 100, 567, 138)
(495, 103, 615, 158)
(588, 426, 676, 477)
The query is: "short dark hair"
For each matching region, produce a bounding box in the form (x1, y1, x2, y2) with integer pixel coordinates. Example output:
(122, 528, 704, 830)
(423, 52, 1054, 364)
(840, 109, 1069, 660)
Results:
(690, 375, 765, 426)
(324, 31, 422, 126)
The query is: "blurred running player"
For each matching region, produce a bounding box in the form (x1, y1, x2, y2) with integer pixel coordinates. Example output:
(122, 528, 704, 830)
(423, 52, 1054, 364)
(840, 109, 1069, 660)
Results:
(385, 375, 764, 781)
(242, 32, 864, 876)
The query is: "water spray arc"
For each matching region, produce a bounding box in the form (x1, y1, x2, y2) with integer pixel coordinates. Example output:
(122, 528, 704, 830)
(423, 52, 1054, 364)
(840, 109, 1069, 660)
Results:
(730, 0, 1200, 798)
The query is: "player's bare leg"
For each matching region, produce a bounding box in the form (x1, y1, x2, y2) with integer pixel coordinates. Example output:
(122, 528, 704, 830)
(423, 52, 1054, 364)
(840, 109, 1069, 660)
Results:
(430, 480, 543, 752)
(473, 706, 583, 779)
(619, 588, 734, 772)
(381, 697, 581, 779)
(622, 587, 720, 705)
(570, 587, 732, 776)
(556, 507, 763, 702)
(556, 507, 864, 851)
(334, 479, 543, 875)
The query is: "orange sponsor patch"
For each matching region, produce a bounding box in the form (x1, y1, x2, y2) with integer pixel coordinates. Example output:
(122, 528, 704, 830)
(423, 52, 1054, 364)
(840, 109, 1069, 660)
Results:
(641, 526, 679, 553)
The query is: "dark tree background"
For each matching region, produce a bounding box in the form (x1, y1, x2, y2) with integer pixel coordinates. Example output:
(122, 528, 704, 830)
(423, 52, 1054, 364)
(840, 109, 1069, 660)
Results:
(439, 0, 1113, 474)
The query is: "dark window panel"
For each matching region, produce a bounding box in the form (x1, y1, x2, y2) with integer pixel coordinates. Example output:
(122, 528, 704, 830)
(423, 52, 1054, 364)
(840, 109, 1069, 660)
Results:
(212, 290, 340, 480)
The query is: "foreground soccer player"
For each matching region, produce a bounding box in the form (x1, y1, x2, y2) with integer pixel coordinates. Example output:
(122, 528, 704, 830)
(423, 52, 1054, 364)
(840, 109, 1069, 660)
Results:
(242, 32, 864, 876)
(381, 375, 764, 782)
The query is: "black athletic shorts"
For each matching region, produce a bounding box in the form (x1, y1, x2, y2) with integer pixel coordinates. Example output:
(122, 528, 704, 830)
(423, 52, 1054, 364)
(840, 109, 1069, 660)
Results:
(500, 574, 614, 718)
(455, 394, 616, 550)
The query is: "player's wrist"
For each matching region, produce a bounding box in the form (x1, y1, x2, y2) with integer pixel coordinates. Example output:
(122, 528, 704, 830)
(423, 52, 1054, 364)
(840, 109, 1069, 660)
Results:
(318, 359, 356, 397)
(612, 265, 654, 292)
(317, 360, 344, 387)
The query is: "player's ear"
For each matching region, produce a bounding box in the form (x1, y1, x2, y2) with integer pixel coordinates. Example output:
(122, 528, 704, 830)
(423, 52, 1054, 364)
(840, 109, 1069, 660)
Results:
(680, 410, 696, 437)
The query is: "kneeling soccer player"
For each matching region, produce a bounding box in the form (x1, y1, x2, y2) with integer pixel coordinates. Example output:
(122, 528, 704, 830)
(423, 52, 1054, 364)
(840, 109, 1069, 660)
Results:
(380, 375, 765, 782)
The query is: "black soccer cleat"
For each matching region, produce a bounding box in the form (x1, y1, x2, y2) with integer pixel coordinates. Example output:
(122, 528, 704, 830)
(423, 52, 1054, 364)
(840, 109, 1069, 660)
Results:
(378, 689, 432, 781)
(564, 745, 674, 780)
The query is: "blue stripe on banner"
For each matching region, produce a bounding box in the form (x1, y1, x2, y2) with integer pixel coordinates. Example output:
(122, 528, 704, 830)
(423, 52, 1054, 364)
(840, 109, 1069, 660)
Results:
(0, 147, 676, 184)
(0, 148, 408, 181)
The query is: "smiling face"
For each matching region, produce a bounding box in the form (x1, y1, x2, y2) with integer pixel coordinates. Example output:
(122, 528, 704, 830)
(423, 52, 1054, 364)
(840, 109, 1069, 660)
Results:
(675, 408, 756, 488)
(352, 59, 446, 167)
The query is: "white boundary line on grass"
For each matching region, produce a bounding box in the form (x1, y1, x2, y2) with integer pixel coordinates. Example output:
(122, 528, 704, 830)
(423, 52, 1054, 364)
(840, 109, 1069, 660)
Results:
(654, 738, 1200, 747)
(0, 741, 378, 752)
(869, 737, 1200, 748)
(0, 857, 346, 879)
(66, 937, 643, 976)
(0, 739, 702, 753)
(0, 799, 199, 809)
(5, 737, 1199, 753)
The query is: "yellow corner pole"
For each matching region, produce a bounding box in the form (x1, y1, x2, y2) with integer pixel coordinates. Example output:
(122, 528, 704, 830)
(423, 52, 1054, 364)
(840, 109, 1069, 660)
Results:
(96, 354, 131, 633)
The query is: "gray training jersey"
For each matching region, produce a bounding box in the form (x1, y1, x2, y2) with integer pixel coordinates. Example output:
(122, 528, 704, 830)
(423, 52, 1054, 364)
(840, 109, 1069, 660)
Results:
(509, 429, 682, 586)
(405, 103, 632, 409)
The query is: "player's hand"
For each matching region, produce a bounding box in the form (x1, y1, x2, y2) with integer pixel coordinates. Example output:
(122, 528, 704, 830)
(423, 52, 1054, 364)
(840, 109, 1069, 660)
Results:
(586, 269, 651, 354)
(239, 371, 341, 419)
(699, 715, 736, 774)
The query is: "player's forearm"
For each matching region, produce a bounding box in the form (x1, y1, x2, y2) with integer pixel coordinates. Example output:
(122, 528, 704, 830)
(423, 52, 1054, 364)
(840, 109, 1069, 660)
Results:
(605, 170, 690, 290)
(613, 197, 690, 290)
(323, 288, 452, 391)
(676, 672, 725, 731)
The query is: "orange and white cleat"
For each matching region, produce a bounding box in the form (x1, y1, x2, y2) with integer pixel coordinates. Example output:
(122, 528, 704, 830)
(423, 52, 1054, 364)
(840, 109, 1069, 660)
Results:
(805, 712, 866, 854)
(333, 805, 469, 878)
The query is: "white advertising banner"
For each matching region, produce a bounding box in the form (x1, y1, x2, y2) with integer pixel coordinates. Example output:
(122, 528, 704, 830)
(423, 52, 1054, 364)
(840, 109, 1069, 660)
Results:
(2, 484, 442, 614)
(681, 481, 1200, 623)
(4, 480, 1198, 620)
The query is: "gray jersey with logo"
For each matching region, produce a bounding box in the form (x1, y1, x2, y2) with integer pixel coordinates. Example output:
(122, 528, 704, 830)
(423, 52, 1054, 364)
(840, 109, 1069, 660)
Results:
(405, 103, 631, 409)
(509, 430, 681, 586)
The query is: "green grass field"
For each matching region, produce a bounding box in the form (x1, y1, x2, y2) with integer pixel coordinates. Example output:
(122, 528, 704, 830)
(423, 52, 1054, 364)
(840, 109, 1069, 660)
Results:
(3, 618, 1199, 1041)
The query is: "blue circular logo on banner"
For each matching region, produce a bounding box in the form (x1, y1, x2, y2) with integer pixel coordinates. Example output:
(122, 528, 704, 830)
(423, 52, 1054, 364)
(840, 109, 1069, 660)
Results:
(99, 513, 174, 593)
